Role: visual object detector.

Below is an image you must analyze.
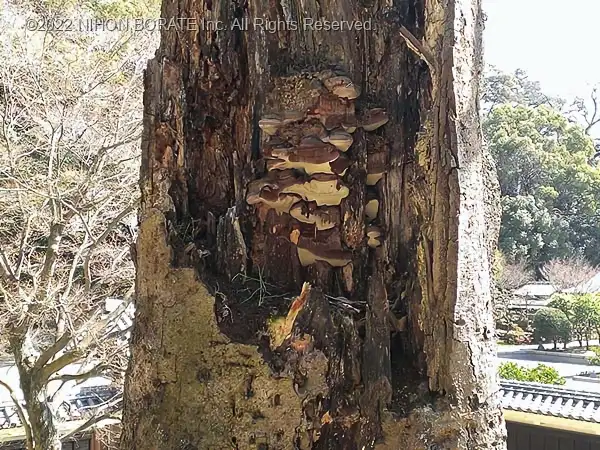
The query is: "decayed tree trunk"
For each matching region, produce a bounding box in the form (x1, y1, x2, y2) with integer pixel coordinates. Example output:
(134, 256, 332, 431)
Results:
(120, 0, 506, 448)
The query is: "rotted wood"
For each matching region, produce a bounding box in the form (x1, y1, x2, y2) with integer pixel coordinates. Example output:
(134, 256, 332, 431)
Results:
(121, 0, 506, 448)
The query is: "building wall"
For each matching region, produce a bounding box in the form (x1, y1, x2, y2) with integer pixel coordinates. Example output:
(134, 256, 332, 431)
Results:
(506, 421, 600, 450)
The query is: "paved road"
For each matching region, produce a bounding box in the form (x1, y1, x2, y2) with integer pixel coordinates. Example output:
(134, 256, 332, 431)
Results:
(498, 339, 600, 353)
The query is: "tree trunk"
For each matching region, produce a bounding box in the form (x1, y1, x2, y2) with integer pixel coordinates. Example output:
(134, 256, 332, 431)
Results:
(10, 337, 62, 450)
(120, 0, 506, 448)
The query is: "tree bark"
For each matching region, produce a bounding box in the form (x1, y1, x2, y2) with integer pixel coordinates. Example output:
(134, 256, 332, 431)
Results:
(120, 0, 506, 448)
(10, 335, 62, 450)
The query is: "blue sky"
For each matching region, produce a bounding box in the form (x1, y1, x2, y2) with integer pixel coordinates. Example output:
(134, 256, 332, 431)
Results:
(483, 0, 599, 99)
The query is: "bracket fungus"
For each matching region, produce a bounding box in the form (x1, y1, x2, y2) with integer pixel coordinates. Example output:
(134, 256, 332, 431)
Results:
(366, 150, 388, 186)
(290, 203, 341, 230)
(248, 71, 391, 272)
(341, 116, 358, 134)
(324, 129, 354, 152)
(264, 137, 350, 176)
(281, 173, 350, 206)
(259, 114, 283, 136)
(295, 236, 352, 267)
(310, 94, 356, 131)
(365, 194, 379, 222)
(366, 226, 383, 248)
(360, 108, 389, 131)
(246, 170, 302, 214)
(259, 111, 306, 137)
(246, 182, 302, 215)
(273, 121, 329, 146)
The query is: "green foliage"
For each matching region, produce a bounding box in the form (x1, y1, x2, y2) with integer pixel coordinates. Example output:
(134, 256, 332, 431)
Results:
(483, 98, 600, 266)
(498, 362, 566, 385)
(587, 346, 600, 366)
(533, 308, 571, 346)
(499, 195, 570, 263)
(547, 294, 600, 347)
(548, 294, 574, 319)
(571, 294, 600, 344)
(481, 67, 565, 113)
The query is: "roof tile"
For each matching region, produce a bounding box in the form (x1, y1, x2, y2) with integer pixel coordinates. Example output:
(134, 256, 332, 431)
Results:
(500, 380, 600, 423)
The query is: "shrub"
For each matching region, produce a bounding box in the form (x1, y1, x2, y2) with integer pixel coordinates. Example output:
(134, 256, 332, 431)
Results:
(533, 307, 571, 349)
(587, 346, 600, 366)
(499, 362, 565, 385)
(504, 325, 525, 345)
(503, 325, 532, 345)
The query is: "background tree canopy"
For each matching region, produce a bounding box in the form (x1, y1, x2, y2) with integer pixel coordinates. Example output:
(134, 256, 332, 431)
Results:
(482, 68, 600, 268)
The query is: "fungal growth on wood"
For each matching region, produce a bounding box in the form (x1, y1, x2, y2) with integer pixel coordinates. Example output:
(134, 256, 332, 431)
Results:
(367, 140, 389, 186)
(246, 71, 390, 269)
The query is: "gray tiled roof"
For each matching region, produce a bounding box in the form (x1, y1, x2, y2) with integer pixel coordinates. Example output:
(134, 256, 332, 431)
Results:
(566, 272, 600, 294)
(513, 283, 557, 298)
(500, 380, 600, 423)
(0, 386, 119, 430)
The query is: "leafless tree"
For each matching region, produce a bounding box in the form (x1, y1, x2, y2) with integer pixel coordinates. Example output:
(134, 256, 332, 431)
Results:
(544, 256, 598, 291)
(495, 258, 534, 291)
(0, 4, 156, 449)
(569, 86, 600, 136)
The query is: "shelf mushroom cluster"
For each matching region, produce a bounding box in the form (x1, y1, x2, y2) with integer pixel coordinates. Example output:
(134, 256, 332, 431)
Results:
(246, 71, 389, 267)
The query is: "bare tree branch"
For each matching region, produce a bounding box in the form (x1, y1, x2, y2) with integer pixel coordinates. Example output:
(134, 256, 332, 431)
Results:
(60, 411, 121, 442)
(398, 26, 437, 75)
(545, 256, 598, 290)
(0, 245, 17, 282)
(48, 364, 109, 383)
(33, 331, 72, 372)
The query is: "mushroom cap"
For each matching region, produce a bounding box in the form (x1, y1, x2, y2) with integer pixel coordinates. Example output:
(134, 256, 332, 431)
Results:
(259, 115, 284, 135)
(295, 136, 339, 161)
(281, 173, 350, 206)
(329, 154, 352, 176)
(295, 236, 352, 267)
(266, 158, 339, 176)
(290, 203, 340, 230)
(271, 141, 339, 165)
(246, 182, 302, 215)
(314, 93, 356, 130)
(262, 139, 294, 158)
(341, 116, 358, 133)
(328, 129, 353, 152)
(365, 197, 379, 222)
(366, 225, 383, 248)
(361, 108, 389, 131)
(367, 150, 388, 186)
